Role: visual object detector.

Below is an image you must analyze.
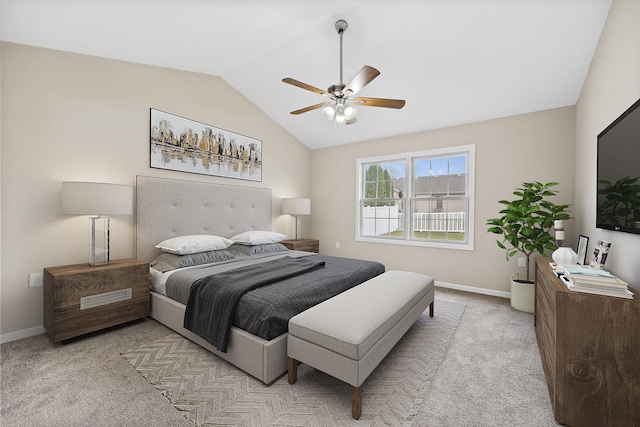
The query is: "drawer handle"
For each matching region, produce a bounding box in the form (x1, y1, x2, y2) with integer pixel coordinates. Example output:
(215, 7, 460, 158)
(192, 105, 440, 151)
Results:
(80, 288, 132, 310)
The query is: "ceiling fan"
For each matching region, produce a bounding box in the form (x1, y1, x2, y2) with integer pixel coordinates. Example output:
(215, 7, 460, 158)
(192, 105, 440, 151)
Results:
(282, 19, 405, 126)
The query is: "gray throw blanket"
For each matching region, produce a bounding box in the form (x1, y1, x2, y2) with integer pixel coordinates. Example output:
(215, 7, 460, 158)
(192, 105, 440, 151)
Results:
(184, 256, 326, 352)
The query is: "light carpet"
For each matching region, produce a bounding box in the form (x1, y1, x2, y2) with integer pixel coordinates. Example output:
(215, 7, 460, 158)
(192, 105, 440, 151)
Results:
(121, 300, 465, 426)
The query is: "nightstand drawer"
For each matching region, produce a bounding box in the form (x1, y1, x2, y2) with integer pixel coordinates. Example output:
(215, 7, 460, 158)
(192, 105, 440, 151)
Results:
(44, 258, 150, 342)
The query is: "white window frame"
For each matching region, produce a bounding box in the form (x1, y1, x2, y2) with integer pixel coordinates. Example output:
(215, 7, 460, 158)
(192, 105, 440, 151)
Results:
(356, 144, 475, 251)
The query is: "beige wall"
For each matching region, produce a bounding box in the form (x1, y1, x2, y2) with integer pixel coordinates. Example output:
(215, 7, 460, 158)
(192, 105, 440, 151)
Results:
(575, 0, 640, 291)
(310, 107, 576, 293)
(0, 43, 311, 337)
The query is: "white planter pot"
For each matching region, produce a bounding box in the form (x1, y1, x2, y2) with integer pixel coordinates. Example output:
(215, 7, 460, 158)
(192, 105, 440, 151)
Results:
(510, 273, 535, 313)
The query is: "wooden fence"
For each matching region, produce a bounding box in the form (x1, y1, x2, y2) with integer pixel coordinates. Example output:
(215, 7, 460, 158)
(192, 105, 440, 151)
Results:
(398, 212, 466, 232)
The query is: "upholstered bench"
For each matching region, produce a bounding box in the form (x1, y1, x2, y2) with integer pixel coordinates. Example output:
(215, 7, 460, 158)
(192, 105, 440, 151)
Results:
(287, 270, 435, 419)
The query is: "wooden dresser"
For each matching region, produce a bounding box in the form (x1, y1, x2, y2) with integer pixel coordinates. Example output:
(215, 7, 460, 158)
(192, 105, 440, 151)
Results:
(44, 258, 150, 342)
(534, 258, 640, 426)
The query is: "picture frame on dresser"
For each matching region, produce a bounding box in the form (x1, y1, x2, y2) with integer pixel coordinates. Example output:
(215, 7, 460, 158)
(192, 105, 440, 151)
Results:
(576, 235, 589, 265)
(149, 108, 262, 182)
(589, 239, 611, 269)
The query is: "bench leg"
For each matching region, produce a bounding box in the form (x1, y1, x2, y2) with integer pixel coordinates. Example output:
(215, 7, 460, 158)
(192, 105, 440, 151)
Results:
(352, 386, 362, 419)
(429, 301, 434, 317)
(288, 357, 298, 384)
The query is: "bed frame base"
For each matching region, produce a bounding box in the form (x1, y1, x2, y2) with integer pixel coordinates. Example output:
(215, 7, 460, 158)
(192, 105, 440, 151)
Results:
(150, 291, 288, 384)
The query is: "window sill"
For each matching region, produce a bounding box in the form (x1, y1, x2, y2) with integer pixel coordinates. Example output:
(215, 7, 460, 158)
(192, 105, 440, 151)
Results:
(356, 236, 474, 251)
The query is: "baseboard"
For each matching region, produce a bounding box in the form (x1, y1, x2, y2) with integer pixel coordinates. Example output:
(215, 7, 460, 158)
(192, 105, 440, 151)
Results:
(435, 280, 510, 299)
(0, 325, 46, 344)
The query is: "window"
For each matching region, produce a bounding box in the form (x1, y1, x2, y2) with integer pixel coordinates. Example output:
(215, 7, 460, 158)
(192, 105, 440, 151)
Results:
(356, 145, 475, 250)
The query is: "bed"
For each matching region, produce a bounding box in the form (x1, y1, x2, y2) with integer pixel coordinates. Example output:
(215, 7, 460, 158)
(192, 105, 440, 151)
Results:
(135, 175, 384, 384)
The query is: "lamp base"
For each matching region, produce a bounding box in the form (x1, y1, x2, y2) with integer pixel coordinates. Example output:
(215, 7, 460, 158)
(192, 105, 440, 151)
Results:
(90, 216, 110, 266)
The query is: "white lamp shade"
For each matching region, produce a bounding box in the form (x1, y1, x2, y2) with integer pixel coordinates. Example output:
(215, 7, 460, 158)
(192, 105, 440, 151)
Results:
(282, 198, 310, 215)
(62, 182, 133, 215)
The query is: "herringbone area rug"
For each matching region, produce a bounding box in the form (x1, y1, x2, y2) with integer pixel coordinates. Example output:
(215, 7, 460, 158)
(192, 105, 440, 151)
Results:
(121, 300, 465, 426)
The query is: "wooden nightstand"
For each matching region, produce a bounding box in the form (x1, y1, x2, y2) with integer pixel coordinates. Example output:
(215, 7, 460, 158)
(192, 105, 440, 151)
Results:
(281, 238, 319, 253)
(44, 258, 150, 342)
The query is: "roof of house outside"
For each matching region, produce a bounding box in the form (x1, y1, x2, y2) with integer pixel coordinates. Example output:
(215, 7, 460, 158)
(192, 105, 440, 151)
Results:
(392, 175, 467, 196)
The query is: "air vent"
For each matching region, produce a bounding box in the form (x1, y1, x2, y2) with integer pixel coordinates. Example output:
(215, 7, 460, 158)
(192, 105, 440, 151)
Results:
(80, 288, 132, 310)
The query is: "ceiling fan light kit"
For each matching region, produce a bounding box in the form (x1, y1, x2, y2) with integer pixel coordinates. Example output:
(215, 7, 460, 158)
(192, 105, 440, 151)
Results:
(283, 19, 405, 127)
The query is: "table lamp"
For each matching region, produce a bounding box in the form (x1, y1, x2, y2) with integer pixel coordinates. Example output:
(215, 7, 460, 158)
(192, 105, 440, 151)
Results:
(62, 182, 133, 266)
(282, 198, 310, 241)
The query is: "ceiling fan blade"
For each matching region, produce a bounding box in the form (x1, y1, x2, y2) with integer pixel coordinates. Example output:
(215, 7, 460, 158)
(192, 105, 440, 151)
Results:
(353, 97, 406, 109)
(282, 78, 331, 97)
(343, 66, 380, 96)
(290, 103, 327, 115)
(346, 117, 358, 125)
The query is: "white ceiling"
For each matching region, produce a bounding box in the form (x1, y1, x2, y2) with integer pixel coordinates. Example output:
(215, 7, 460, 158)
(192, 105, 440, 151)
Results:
(1, 0, 612, 149)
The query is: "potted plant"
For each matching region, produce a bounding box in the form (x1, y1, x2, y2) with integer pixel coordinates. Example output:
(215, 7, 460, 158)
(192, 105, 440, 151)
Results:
(487, 181, 571, 312)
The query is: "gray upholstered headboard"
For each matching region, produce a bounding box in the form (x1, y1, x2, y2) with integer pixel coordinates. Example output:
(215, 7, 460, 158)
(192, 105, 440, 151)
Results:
(135, 175, 272, 262)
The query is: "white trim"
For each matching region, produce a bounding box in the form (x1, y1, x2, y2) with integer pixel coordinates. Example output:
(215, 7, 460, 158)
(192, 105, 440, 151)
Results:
(0, 325, 46, 344)
(354, 236, 475, 251)
(435, 280, 510, 299)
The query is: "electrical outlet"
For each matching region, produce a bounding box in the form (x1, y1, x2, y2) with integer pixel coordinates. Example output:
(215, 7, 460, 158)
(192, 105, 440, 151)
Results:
(518, 257, 526, 267)
(29, 272, 43, 288)
(335, 241, 341, 249)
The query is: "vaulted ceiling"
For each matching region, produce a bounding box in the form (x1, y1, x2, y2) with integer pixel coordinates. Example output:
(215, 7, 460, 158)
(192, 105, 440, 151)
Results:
(0, 0, 612, 149)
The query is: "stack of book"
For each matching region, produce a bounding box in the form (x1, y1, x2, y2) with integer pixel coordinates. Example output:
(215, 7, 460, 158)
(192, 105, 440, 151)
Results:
(560, 265, 634, 299)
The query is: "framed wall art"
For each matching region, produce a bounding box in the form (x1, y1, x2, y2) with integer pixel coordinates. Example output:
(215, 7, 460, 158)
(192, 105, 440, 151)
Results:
(150, 109, 262, 182)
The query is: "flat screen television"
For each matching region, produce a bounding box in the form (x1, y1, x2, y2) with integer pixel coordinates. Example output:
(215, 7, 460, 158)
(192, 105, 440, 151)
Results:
(596, 98, 640, 234)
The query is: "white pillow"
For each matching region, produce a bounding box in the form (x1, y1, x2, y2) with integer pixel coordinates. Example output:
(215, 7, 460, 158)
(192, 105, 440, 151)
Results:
(230, 230, 287, 245)
(155, 235, 233, 255)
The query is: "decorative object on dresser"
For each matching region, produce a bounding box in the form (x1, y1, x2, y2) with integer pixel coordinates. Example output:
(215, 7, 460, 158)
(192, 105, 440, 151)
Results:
(560, 264, 634, 299)
(44, 258, 150, 342)
(150, 108, 262, 182)
(576, 234, 589, 265)
(486, 181, 572, 312)
(534, 258, 640, 426)
(551, 220, 579, 265)
(281, 197, 310, 240)
(589, 239, 612, 269)
(62, 181, 133, 266)
(551, 247, 578, 266)
(280, 238, 319, 253)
